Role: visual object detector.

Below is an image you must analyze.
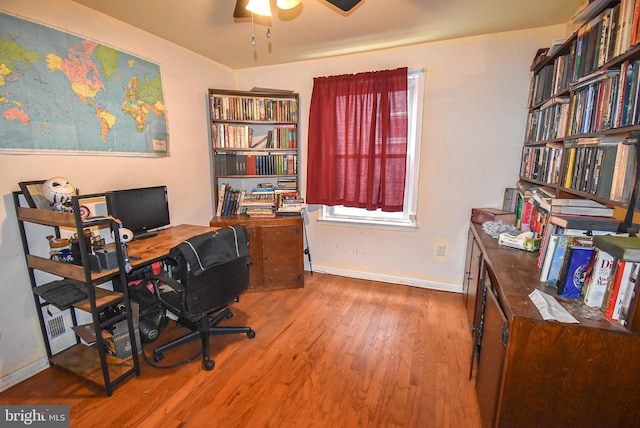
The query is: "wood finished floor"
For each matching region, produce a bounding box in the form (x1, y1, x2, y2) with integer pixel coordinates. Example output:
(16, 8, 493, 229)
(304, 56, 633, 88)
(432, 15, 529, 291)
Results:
(0, 273, 481, 428)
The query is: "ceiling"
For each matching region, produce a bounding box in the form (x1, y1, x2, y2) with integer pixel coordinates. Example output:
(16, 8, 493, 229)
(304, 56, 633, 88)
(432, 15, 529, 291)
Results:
(70, 0, 585, 70)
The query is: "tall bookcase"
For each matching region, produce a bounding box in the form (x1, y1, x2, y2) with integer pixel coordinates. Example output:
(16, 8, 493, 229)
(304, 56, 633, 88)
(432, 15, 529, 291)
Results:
(208, 88, 305, 291)
(468, 2, 640, 425)
(208, 88, 300, 215)
(520, 0, 640, 220)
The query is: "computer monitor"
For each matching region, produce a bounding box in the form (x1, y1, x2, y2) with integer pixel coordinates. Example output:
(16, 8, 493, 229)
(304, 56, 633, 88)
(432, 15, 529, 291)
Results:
(106, 185, 170, 240)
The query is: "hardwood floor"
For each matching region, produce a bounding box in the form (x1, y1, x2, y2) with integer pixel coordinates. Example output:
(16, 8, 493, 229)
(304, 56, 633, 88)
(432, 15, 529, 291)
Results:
(0, 273, 481, 428)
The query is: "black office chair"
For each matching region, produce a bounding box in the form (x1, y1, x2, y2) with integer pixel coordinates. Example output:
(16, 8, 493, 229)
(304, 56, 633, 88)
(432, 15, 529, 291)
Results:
(146, 226, 255, 370)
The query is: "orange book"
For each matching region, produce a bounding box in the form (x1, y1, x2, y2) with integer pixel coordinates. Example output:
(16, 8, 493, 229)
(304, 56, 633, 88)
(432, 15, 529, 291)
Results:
(603, 259, 633, 320)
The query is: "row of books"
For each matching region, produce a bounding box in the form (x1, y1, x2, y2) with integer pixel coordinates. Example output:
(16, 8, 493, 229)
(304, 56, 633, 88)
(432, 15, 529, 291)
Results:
(216, 182, 305, 218)
(515, 183, 615, 238)
(211, 124, 298, 149)
(539, 229, 640, 327)
(520, 143, 563, 185)
(572, 0, 640, 83)
(519, 136, 637, 205)
(562, 137, 636, 202)
(214, 152, 298, 176)
(525, 97, 570, 143)
(566, 60, 640, 136)
(529, 54, 573, 108)
(210, 95, 297, 122)
(509, 185, 640, 327)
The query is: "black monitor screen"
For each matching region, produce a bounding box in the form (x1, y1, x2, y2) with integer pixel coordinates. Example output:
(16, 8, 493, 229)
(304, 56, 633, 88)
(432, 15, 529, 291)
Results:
(106, 186, 170, 239)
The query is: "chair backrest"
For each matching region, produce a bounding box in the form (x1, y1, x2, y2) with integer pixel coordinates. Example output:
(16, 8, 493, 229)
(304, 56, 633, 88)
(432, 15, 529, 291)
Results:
(168, 226, 250, 317)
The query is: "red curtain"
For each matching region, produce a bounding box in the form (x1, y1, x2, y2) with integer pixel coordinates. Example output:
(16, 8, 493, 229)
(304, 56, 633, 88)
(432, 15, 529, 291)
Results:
(306, 67, 408, 212)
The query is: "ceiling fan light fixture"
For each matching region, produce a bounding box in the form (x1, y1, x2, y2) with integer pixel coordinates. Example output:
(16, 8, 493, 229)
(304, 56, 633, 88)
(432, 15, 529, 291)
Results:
(246, 0, 272, 16)
(276, 0, 302, 10)
(326, 0, 361, 12)
(233, 0, 251, 18)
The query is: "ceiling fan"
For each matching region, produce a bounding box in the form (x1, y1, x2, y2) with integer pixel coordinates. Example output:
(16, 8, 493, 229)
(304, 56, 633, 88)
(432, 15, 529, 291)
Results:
(233, 0, 362, 18)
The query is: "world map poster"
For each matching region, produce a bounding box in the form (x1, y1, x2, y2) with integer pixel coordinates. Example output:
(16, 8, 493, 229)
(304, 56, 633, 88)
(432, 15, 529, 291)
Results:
(0, 13, 168, 156)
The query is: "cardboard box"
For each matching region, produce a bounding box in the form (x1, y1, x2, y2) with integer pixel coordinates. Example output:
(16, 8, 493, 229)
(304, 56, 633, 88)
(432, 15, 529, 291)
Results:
(104, 303, 141, 360)
(105, 324, 141, 360)
(471, 208, 517, 225)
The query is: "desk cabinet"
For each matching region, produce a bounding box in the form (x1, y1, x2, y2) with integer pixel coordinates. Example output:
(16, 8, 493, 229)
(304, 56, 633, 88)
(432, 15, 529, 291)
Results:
(209, 215, 304, 291)
(467, 223, 640, 427)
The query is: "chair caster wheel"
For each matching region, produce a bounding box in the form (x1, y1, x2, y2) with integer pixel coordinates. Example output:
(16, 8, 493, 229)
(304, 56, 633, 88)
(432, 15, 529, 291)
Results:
(247, 329, 256, 339)
(225, 311, 234, 319)
(153, 353, 164, 362)
(204, 359, 215, 371)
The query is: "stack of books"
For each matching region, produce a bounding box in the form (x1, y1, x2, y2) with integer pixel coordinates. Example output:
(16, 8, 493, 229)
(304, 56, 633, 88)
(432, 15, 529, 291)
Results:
(276, 192, 306, 216)
(241, 183, 276, 217)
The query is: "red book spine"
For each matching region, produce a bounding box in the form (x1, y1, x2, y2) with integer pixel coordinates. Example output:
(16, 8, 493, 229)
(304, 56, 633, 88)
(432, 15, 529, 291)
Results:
(604, 259, 626, 320)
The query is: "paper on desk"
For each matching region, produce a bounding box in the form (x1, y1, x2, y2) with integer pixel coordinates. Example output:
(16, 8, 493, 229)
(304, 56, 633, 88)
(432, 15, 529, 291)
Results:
(528, 289, 579, 323)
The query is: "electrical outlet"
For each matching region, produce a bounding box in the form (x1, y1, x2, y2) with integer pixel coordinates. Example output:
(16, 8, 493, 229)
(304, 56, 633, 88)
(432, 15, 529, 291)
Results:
(436, 244, 446, 257)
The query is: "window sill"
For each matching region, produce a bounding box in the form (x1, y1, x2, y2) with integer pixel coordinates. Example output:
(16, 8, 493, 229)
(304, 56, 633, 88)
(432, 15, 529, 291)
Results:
(317, 216, 417, 231)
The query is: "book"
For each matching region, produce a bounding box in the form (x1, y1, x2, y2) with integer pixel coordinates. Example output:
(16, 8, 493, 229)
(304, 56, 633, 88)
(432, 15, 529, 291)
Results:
(548, 213, 625, 231)
(582, 249, 616, 307)
(593, 235, 640, 262)
(558, 246, 595, 298)
(537, 222, 558, 268)
(619, 262, 639, 324)
(215, 183, 227, 217)
(546, 235, 571, 286)
(520, 200, 533, 232)
(540, 234, 559, 282)
(603, 259, 633, 320)
(545, 200, 614, 217)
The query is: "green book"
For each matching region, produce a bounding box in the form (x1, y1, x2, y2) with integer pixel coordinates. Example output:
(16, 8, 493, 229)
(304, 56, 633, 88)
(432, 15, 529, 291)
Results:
(593, 235, 640, 262)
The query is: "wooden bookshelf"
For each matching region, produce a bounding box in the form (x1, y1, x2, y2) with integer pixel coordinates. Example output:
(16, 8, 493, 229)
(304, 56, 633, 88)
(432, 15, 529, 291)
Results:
(520, 1, 640, 220)
(208, 88, 301, 219)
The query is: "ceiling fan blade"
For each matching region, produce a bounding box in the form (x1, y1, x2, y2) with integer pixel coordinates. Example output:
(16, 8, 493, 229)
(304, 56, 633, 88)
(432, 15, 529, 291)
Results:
(233, 0, 252, 18)
(326, 0, 361, 12)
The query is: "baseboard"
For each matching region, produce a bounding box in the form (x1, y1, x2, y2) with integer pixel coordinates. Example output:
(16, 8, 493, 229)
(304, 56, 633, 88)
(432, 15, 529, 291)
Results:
(0, 357, 49, 393)
(309, 265, 463, 293)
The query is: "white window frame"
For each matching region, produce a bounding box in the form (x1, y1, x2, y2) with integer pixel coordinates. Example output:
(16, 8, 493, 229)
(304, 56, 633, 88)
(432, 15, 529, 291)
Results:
(318, 68, 425, 229)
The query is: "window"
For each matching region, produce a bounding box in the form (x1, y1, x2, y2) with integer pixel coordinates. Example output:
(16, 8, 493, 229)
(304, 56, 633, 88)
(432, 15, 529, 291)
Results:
(319, 69, 424, 228)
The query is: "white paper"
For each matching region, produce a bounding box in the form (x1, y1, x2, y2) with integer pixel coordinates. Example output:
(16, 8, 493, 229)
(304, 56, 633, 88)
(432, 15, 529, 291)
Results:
(528, 289, 579, 324)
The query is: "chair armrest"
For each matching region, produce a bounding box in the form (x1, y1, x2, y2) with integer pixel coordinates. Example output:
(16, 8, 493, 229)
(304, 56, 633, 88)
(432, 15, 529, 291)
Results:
(147, 273, 183, 292)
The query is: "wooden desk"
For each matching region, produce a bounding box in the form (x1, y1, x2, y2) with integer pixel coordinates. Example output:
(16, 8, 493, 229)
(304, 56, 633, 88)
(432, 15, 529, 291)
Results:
(127, 224, 218, 268)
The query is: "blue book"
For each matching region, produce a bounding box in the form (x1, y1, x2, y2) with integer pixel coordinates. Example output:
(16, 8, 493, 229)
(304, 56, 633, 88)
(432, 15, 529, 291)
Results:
(559, 246, 595, 298)
(546, 235, 570, 287)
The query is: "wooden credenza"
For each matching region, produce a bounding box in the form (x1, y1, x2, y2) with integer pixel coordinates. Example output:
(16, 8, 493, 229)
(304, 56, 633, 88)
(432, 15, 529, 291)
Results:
(465, 223, 640, 428)
(209, 215, 304, 292)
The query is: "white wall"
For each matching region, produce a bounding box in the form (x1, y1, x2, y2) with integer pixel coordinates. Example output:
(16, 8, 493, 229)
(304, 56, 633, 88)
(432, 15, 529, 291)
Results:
(0, 0, 566, 389)
(0, 0, 235, 389)
(236, 26, 565, 291)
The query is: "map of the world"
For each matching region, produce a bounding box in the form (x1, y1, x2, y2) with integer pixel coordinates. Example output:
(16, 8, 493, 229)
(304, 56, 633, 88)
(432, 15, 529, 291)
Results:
(0, 12, 168, 156)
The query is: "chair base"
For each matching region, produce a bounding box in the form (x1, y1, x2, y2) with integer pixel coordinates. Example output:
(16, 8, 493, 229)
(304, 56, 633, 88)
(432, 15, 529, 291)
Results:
(152, 307, 255, 370)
